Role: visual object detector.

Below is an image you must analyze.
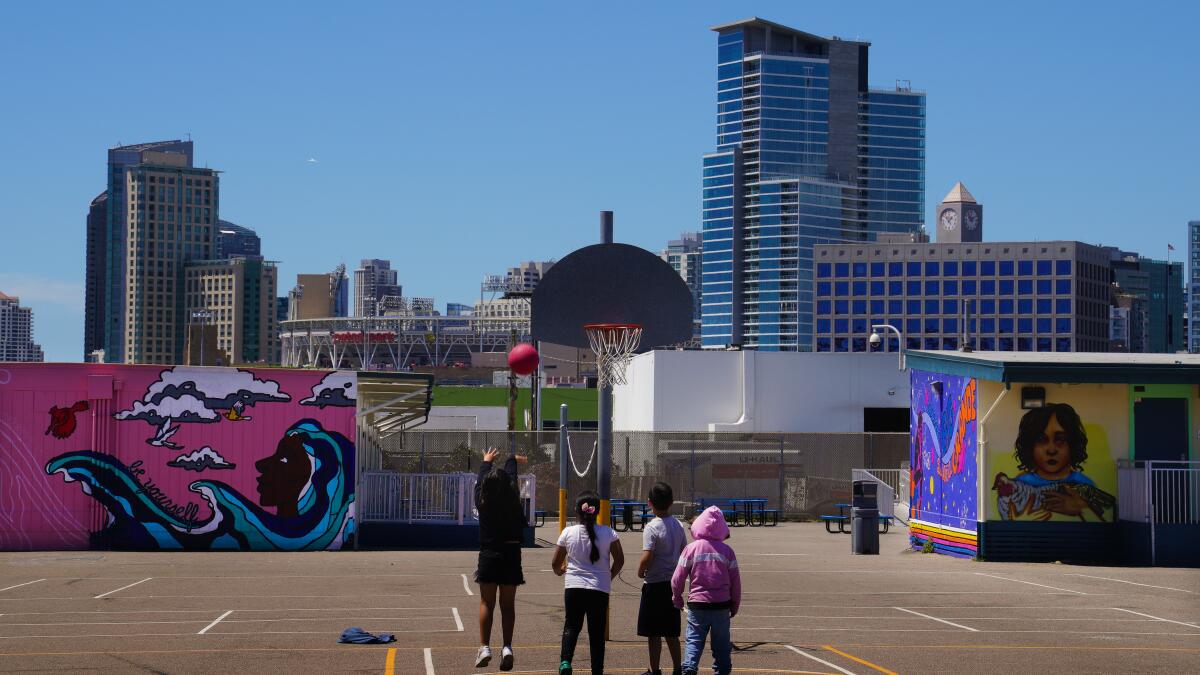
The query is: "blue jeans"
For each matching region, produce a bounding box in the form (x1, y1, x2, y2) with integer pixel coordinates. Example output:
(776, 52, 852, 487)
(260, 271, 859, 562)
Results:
(683, 607, 731, 675)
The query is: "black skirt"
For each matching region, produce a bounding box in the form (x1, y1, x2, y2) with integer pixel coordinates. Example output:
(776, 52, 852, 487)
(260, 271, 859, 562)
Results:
(637, 581, 681, 637)
(475, 544, 525, 586)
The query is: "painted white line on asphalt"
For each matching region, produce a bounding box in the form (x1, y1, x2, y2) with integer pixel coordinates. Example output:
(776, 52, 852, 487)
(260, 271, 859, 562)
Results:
(461, 574, 474, 596)
(198, 610, 233, 635)
(1110, 608, 1200, 630)
(0, 579, 45, 593)
(451, 607, 464, 632)
(94, 578, 153, 599)
(737, 627, 1200, 637)
(0, 629, 466, 640)
(1068, 574, 1195, 594)
(973, 572, 1087, 595)
(893, 607, 979, 632)
(744, 590, 1091, 595)
(785, 645, 857, 675)
(0, 606, 447, 616)
(424, 647, 435, 675)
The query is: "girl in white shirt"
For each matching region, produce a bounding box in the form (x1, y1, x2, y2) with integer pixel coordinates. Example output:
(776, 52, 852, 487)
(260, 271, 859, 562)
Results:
(552, 491, 624, 675)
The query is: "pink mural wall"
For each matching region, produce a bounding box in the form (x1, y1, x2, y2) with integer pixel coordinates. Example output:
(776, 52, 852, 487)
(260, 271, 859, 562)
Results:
(0, 363, 357, 551)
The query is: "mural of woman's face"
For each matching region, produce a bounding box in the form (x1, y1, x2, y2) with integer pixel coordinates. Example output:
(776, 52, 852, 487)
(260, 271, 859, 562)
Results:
(1032, 413, 1073, 480)
(255, 435, 311, 518)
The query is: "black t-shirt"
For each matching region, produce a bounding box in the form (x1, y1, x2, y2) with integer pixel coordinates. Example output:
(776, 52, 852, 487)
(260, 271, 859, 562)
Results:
(475, 456, 525, 547)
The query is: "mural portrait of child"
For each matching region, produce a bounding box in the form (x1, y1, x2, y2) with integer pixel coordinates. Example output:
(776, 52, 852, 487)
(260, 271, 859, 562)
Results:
(992, 402, 1116, 522)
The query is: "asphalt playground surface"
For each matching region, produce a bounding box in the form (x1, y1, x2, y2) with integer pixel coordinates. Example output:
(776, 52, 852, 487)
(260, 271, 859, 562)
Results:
(0, 523, 1196, 674)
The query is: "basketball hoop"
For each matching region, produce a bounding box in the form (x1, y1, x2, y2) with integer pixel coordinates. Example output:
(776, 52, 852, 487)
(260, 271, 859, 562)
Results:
(584, 323, 642, 388)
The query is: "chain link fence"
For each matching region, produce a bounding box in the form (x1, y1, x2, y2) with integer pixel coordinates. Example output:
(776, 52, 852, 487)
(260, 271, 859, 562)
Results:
(375, 430, 907, 518)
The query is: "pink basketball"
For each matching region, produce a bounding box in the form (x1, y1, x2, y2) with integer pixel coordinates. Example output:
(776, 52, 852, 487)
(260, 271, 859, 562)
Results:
(507, 343, 539, 376)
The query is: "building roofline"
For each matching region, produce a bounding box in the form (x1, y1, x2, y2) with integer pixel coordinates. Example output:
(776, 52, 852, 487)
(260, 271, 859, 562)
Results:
(906, 350, 1200, 385)
(709, 17, 870, 46)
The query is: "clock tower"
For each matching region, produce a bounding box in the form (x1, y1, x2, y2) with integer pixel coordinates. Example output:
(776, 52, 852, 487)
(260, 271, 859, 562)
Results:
(935, 181, 983, 243)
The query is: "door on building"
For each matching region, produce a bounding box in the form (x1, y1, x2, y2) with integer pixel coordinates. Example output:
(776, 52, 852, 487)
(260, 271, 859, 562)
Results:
(1134, 397, 1189, 462)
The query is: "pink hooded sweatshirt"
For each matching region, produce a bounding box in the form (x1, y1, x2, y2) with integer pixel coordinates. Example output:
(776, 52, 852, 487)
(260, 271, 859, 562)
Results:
(671, 506, 741, 616)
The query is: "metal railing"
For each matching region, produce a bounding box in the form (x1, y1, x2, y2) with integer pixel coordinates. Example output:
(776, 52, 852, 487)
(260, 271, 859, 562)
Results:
(369, 430, 908, 518)
(1117, 460, 1200, 565)
(359, 471, 536, 526)
(852, 469, 895, 520)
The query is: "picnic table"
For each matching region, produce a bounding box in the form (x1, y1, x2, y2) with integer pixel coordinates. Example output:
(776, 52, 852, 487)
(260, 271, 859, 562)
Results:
(730, 498, 768, 527)
(820, 503, 893, 534)
(609, 499, 650, 532)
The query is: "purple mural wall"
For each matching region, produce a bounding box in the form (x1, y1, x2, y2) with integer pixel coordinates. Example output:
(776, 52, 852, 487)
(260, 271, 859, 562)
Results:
(909, 369, 978, 557)
(0, 363, 357, 551)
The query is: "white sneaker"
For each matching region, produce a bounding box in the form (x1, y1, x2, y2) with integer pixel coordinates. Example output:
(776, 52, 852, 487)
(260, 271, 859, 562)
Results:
(474, 645, 492, 668)
(499, 645, 514, 671)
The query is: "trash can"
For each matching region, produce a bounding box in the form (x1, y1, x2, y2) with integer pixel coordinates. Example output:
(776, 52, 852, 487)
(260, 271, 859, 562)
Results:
(851, 480, 879, 555)
(851, 507, 880, 555)
(852, 480, 878, 509)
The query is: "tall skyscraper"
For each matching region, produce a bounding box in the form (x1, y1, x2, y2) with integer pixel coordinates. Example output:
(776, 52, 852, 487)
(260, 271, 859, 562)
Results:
(122, 154, 220, 364)
(1109, 249, 1185, 353)
(216, 220, 261, 259)
(98, 140, 195, 363)
(84, 190, 108, 359)
(0, 292, 44, 362)
(701, 18, 925, 350)
(1189, 220, 1199, 353)
(661, 232, 703, 334)
(354, 259, 402, 316)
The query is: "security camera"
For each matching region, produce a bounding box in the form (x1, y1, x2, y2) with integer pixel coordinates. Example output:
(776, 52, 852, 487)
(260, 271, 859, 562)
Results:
(868, 332, 882, 346)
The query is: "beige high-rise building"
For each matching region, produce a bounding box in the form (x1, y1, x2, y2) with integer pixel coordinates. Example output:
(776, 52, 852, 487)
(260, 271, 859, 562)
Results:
(184, 257, 279, 365)
(122, 152, 219, 364)
(184, 255, 278, 362)
(290, 273, 344, 320)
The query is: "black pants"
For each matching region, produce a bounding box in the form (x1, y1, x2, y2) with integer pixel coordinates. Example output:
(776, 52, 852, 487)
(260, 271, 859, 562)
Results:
(560, 588, 609, 674)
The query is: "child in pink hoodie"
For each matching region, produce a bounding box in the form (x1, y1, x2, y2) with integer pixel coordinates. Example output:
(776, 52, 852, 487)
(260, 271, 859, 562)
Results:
(670, 506, 741, 675)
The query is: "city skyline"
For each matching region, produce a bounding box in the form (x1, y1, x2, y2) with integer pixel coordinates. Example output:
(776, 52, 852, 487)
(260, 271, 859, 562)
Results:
(1, 3, 1197, 361)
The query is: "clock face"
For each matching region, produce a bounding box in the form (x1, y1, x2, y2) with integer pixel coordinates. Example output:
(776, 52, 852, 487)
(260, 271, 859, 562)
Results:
(964, 209, 979, 230)
(940, 209, 958, 231)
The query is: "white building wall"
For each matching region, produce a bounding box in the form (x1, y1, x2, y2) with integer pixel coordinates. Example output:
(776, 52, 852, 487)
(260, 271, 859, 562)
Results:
(615, 350, 909, 432)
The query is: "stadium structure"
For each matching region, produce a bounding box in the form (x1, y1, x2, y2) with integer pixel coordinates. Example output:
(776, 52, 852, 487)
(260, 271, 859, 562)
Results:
(280, 315, 530, 369)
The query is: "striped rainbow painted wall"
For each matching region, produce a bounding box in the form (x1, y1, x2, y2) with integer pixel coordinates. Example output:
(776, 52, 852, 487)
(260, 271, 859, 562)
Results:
(908, 519, 978, 558)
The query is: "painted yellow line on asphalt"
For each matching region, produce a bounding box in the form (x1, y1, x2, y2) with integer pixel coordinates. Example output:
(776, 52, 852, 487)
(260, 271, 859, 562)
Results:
(384, 647, 395, 675)
(823, 644, 897, 675)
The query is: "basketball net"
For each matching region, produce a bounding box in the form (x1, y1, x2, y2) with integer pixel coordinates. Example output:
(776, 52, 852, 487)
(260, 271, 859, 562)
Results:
(585, 323, 643, 389)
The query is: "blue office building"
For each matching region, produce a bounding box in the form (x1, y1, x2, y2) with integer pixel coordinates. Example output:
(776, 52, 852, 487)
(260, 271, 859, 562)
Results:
(702, 18, 925, 350)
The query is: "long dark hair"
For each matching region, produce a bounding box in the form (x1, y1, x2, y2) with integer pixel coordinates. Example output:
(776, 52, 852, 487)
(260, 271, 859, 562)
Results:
(1013, 402, 1089, 472)
(576, 490, 601, 563)
(479, 466, 519, 513)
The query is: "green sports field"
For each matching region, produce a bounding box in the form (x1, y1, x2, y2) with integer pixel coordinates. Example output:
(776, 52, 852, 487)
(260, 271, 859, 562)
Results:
(432, 386, 597, 429)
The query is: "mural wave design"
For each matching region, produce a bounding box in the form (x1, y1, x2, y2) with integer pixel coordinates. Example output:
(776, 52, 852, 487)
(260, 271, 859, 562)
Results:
(45, 419, 355, 551)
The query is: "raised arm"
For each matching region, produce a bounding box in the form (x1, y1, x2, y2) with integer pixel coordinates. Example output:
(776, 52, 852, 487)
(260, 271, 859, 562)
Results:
(475, 447, 500, 508)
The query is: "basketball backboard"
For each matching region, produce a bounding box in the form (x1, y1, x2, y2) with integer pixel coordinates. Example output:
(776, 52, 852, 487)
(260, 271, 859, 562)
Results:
(531, 242, 694, 351)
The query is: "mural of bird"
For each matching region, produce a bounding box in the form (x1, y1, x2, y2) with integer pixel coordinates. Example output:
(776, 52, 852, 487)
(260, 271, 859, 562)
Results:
(224, 399, 251, 422)
(147, 420, 183, 449)
(46, 401, 89, 440)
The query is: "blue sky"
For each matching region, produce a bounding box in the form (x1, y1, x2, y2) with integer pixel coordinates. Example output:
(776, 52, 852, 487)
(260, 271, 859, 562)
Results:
(1, 1, 1197, 361)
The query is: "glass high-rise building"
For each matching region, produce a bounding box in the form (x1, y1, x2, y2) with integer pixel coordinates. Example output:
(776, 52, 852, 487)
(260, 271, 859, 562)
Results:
(701, 18, 925, 350)
(1189, 220, 1199, 353)
(97, 140, 195, 363)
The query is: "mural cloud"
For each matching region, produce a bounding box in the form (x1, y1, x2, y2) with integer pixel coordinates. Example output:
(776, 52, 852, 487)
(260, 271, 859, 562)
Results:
(300, 372, 357, 408)
(167, 446, 236, 472)
(115, 366, 291, 425)
(115, 395, 219, 426)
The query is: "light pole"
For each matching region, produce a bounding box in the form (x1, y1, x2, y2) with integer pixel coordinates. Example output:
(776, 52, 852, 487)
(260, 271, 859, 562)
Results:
(869, 323, 904, 371)
(191, 310, 213, 366)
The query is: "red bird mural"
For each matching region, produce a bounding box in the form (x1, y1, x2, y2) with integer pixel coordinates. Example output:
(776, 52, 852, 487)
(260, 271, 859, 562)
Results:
(46, 401, 89, 440)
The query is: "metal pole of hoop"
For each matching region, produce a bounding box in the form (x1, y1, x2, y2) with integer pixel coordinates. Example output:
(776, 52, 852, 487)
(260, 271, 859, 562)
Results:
(597, 211, 614, 532)
(558, 403, 569, 533)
